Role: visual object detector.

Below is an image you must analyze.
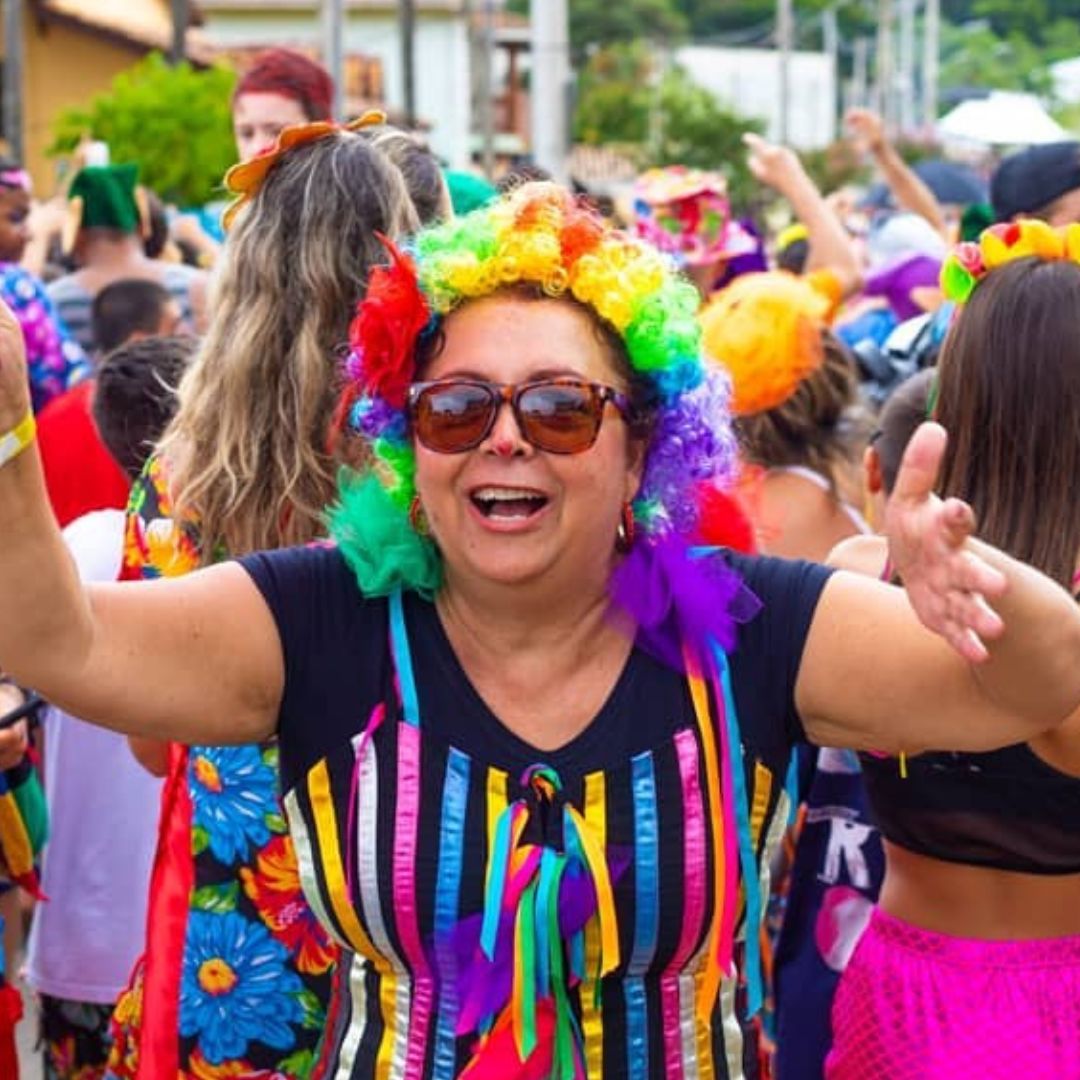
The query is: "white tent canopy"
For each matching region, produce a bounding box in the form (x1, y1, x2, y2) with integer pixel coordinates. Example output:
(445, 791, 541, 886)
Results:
(936, 92, 1068, 147)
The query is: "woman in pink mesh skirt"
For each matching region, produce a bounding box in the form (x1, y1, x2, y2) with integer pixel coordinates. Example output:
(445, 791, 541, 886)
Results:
(826, 223, 1080, 1078)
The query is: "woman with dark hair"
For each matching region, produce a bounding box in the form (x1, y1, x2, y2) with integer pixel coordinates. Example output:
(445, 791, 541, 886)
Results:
(826, 222, 1080, 1078)
(770, 369, 934, 1080)
(701, 271, 872, 561)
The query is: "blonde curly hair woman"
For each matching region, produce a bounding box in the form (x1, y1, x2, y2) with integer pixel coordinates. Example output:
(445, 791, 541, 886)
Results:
(107, 125, 418, 1080)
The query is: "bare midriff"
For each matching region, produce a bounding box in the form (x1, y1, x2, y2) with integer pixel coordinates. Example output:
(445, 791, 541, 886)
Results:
(879, 840, 1080, 939)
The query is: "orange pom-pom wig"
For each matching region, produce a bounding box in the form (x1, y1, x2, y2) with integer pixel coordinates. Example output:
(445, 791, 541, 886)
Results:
(699, 271, 833, 416)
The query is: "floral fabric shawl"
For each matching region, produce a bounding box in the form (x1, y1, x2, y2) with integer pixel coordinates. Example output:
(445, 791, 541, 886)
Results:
(106, 457, 338, 1080)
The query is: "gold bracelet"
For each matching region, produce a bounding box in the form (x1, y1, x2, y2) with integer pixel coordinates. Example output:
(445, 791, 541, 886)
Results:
(0, 411, 36, 469)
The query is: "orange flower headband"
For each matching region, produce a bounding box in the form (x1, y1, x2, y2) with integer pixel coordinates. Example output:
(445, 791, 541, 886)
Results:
(940, 218, 1080, 304)
(222, 110, 385, 230)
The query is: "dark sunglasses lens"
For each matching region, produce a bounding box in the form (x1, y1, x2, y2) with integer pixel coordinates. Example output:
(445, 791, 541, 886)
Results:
(415, 384, 495, 451)
(518, 383, 601, 453)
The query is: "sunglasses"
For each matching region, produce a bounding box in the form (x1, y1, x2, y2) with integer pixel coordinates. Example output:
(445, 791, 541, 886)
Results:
(407, 377, 634, 455)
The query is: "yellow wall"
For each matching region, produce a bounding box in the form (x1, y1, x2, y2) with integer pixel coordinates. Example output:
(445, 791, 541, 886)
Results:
(20, 19, 146, 194)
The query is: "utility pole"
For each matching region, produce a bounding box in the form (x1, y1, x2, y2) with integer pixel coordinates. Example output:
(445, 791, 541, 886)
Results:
(322, 0, 345, 120)
(922, 0, 940, 129)
(478, 0, 497, 179)
(777, 0, 793, 143)
(898, 0, 916, 134)
(823, 5, 840, 140)
(853, 36, 869, 110)
(646, 43, 670, 162)
(399, 0, 417, 128)
(170, 0, 188, 64)
(529, 0, 570, 181)
(875, 0, 894, 128)
(2, 0, 22, 161)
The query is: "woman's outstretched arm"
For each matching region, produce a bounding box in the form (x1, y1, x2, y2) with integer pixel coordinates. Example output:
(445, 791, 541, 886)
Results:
(797, 423, 1080, 753)
(0, 301, 281, 744)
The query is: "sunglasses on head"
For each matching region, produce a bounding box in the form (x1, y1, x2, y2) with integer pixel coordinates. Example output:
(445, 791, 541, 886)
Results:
(406, 377, 634, 455)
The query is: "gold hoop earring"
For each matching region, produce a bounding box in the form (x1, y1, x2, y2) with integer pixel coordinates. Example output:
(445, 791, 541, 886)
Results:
(615, 501, 635, 553)
(408, 496, 430, 537)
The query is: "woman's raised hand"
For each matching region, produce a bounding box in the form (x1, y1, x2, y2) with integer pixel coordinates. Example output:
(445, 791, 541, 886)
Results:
(743, 132, 807, 196)
(0, 298, 31, 430)
(885, 422, 1008, 664)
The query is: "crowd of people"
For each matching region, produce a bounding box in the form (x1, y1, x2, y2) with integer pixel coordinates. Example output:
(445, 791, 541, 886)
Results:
(0, 44, 1078, 1080)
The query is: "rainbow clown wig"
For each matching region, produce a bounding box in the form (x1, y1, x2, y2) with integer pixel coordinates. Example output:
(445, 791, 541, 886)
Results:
(329, 182, 747, 655)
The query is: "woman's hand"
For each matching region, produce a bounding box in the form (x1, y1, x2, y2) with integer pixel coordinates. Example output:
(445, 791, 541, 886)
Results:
(845, 107, 887, 154)
(0, 298, 31, 430)
(26, 197, 67, 247)
(885, 422, 1008, 663)
(743, 132, 807, 197)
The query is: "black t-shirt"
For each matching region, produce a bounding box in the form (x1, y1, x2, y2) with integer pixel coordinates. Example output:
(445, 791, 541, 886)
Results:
(239, 545, 832, 793)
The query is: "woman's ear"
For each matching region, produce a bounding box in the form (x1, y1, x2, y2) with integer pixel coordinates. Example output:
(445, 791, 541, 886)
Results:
(624, 436, 648, 503)
(864, 444, 884, 496)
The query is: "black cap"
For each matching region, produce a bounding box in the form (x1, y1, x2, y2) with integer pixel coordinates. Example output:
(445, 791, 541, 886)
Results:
(990, 141, 1080, 222)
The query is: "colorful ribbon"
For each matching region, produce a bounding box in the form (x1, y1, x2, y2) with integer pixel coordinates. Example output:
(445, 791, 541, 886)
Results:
(456, 765, 619, 1079)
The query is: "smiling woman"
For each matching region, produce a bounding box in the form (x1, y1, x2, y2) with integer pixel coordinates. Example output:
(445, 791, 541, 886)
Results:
(407, 298, 647, 596)
(1, 184, 1080, 1079)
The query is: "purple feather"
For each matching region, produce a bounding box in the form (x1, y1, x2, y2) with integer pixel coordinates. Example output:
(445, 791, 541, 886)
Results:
(610, 533, 761, 671)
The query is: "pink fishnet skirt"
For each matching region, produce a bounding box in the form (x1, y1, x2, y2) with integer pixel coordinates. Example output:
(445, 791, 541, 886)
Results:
(825, 907, 1080, 1079)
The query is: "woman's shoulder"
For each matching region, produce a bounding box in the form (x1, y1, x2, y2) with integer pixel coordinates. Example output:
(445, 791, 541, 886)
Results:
(826, 533, 888, 577)
(240, 542, 357, 595)
(239, 543, 389, 635)
(754, 469, 858, 559)
(719, 546, 833, 602)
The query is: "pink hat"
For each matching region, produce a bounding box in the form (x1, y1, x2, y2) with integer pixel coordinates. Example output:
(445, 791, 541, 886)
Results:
(633, 166, 756, 267)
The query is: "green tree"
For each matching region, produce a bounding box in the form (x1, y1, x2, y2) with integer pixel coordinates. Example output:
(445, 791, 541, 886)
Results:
(50, 53, 237, 208)
(573, 41, 654, 144)
(673, 0, 875, 48)
(939, 21, 1057, 95)
(650, 66, 765, 208)
(574, 43, 763, 209)
(507, 0, 687, 60)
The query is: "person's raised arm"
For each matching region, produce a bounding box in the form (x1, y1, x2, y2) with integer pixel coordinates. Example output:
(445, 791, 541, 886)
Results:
(796, 422, 1080, 753)
(0, 299, 281, 745)
(846, 108, 947, 237)
(744, 131, 862, 298)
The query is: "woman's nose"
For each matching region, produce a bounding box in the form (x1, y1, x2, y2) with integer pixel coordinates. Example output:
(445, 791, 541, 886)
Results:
(483, 399, 531, 457)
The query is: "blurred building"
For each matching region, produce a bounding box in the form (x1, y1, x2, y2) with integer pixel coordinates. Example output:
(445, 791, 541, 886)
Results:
(2, 0, 209, 191)
(468, 2, 528, 163)
(676, 45, 837, 151)
(196, 0, 471, 167)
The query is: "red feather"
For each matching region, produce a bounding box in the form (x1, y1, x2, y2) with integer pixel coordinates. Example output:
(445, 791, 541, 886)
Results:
(348, 236, 431, 408)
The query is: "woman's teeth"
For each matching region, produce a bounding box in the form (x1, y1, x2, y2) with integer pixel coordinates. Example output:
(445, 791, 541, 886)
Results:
(471, 487, 549, 519)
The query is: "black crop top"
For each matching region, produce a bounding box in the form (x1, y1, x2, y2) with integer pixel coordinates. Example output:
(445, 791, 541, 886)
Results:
(861, 562, 1080, 875)
(859, 742, 1080, 875)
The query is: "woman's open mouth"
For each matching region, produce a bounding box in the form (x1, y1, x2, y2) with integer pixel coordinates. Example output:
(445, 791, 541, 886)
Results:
(469, 486, 550, 521)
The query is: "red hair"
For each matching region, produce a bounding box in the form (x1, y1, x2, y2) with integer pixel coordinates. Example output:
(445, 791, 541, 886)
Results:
(234, 48, 335, 122)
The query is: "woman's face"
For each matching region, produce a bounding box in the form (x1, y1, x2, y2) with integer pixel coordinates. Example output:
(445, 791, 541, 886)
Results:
(0, 188, 31, 263)
(414, 296, 645, 594)
(233, 92, 310, 162)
